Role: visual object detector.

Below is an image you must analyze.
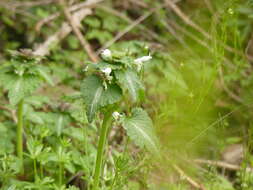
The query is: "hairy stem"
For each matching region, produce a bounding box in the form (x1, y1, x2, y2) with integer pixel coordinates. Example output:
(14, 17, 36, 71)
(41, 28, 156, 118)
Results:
(93, 110, 113, 190)
(17, 99, 24, 173)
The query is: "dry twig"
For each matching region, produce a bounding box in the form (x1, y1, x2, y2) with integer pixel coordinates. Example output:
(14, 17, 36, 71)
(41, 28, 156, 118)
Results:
(0, 0, 55, 9)
(218, 67, 243, 103)
(98, 5, 162, 43)
(173, 164, 207, 190)
(195, 159, 253, 172)
(35, 0, 103, 31)
(59, 0, 99, 62)
(33, 7, 92, 56)
(0, 105, 17, 123)
(97, 0, 181, 53)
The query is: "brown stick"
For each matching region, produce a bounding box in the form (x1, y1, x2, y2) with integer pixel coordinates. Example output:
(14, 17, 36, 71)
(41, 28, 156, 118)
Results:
(0, 0, 55, 9)
(98, 5, 162, 43)
(218, 67, 243, 103)
(97, 0, 182, 53)
(58, 0, 99, 62)
(33, 8, 92, 56)
(0, 105, 17, 123)
(194, 159, 253, 172)
(173, 164, 207, 190)
(35, 0, 103, 32)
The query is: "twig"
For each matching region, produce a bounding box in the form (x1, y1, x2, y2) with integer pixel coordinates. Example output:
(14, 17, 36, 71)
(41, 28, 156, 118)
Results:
(98, 5, 162, 43)
(218, 67, 243, 103)
(97, 0, 181, 53)
(194, 159, 253, 172)
(33, 6, 92, 56)
(173, 164, 207, 190)
(0, 105, 17, 123)
(0, 0, 55, 9)
(128, 0, 149, 8)
(245, 32, 253, 61)
(59, 0, 99, 62)
(203, 0, 215, 14)
(35, 0, 103, 32)
(97, 9, 154, 53)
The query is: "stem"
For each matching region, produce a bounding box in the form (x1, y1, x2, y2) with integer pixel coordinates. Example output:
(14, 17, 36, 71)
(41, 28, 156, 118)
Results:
(109, 170, 118, 190)
(40, 163, 43, 178)
(34, 159, 37, 179)
(17, 99, 24, 172)
(93, 110, 113, 190)
(59, 162, 63, 185)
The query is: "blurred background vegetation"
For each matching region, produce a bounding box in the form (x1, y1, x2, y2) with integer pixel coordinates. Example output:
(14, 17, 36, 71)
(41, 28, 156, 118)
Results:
(1, 0, 253, 189)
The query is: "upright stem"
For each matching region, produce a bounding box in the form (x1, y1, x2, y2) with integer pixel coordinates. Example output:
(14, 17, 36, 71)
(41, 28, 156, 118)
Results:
(17, 99, 24, 172)
(93, 110, 113, 190)
(59, 162, 63, 185)
(34, 159, 37, 179)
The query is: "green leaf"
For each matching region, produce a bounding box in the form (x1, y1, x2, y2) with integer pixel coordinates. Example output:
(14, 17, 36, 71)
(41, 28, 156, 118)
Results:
(81, 75, 122, 122)
(27, 112, 44, 124)
(36, 66, 54, 86)
(5, 75, 41, 105)
(81, 75, 104, 122)
(115, 69, 143, 102)
(100, 83, 122, 107)
(122, 108, 159, 153)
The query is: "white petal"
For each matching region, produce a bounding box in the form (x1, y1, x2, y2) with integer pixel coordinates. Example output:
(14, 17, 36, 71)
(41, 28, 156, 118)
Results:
(101, 67, 112, 75)
(134, 55, 152, 64)
(112, 111, 121, 120)
(101, 49, 112, 58)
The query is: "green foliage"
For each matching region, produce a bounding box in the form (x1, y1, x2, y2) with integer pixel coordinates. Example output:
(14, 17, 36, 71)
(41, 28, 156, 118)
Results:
(123, 108, 159, 153)
(81, 75, 122, 123)
(0, 51, 53, 105)
(115, 69, 144, 102)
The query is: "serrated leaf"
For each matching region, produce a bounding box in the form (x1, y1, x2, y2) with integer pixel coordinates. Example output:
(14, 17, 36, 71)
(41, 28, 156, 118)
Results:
(122, 108, 159, 153)
(115, 69, 143, 102)
(27, 112, 44, 124)
(8, 76, 24, 105)
(100, 83, 122, 106)
(81, 75, 103, 122)
(81, 75, 122, 122)
(36, 66, 54, 86)
(2, 74, 41, 105)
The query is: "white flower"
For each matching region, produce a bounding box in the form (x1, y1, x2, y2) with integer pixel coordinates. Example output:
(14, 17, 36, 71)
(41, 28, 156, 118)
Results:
(134, 55, 152, 64)
(101, 49, 112, 59)
(101, 67, 112, 76)
(134, 54, 152, 72)
(101, 67, 113, 82)
(112, 111, 121, 120)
